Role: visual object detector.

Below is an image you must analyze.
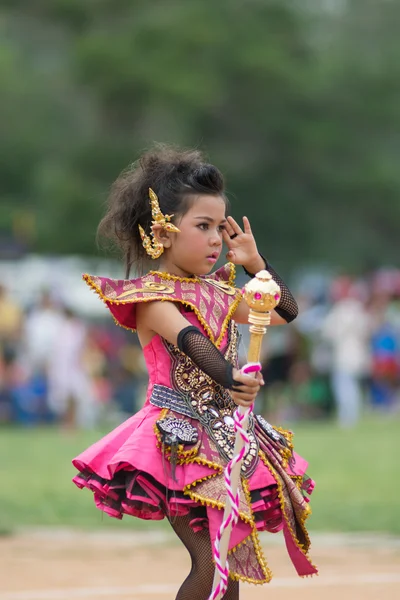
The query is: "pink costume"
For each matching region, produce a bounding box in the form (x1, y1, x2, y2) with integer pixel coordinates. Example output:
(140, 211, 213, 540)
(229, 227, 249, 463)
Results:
(73, 263, 317, 584)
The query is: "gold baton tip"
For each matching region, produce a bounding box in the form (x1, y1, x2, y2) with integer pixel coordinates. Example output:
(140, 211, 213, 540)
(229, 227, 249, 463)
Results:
(242, 270, 281, 313)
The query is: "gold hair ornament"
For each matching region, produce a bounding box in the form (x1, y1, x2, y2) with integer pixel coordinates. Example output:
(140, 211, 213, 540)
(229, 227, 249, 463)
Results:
(138, 188, 180, 259)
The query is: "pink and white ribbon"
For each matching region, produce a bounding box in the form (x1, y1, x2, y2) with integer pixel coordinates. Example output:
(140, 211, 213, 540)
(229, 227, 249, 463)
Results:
(208, 362, 261, 600)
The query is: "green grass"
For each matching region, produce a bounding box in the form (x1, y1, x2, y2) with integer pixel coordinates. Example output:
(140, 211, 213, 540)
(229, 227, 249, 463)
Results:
(0, 416, 397, 534)
(290, 416, 398, 534)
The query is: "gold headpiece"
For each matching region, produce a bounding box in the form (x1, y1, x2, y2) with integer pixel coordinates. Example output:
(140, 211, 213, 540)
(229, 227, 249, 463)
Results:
(138, 188, 180, 259)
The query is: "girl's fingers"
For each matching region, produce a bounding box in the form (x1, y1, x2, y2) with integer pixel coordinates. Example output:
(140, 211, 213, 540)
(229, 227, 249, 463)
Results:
(231, 394, 256, 407)
(231, 391, 254, 401)
(224, 220, 235, 236)
(227, 216, 243, 235)
(234, 372, 260, 387)
(222, 228, 232, 244)
(224, 217, 237, 237)
(232, 384, 261, 395)
(242, 216, 252, 235)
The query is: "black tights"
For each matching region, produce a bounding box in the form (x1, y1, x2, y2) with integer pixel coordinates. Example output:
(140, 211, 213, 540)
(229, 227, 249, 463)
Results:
(168, 512, 239, 600)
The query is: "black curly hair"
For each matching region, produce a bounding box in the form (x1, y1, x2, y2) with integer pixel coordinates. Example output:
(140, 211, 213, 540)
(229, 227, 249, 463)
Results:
(97, 144, 228, 277)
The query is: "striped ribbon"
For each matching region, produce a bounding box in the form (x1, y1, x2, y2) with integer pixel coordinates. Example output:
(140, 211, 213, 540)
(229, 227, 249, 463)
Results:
(208, 362, 260, 600)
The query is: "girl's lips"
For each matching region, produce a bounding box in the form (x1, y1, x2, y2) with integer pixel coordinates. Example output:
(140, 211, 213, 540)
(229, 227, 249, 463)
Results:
(206, 256, 218, 263)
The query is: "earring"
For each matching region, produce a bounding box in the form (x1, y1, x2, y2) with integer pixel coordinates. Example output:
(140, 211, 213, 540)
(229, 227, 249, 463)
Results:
(139, 188, 180, 259)
(138, 225, 165, 259)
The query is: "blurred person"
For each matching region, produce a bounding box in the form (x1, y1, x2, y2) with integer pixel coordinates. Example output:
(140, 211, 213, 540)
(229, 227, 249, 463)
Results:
(292, 292, 334, 420)
(0, 283, 23, 355)
(368, 290, 400, 411)
(322, 276, 371, 428)
(0, 285, 23, 423)
(0, 349, 15, 423)
(287, 360, 333, 421)
(257, 325, 297, 422)
(114, 342, 147, 415)
(47, 307, 96, 429)
(295, 291, 332, 385)
(0, 286, 52, 425)
(10, 368, 48, 426)
(22, 290, 63, 376)
(84, 333, 112, 413)
(72, 145, 317, 600)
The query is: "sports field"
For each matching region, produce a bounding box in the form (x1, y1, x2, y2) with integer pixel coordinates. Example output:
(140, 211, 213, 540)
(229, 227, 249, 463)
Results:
(0, 416, 399, 599)
(1, 529, 399, 599)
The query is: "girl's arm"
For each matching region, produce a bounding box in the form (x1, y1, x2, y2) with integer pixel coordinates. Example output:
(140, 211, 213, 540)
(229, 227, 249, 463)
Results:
(136, 301, 263, 406)
(137, 299, 198, 347)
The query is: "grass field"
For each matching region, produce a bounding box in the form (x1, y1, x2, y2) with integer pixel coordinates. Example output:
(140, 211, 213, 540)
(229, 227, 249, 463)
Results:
(0, 415, 397, 535)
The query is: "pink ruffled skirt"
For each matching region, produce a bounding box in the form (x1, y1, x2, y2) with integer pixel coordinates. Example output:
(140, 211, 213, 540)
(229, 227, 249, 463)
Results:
(73, 403, 317, 582)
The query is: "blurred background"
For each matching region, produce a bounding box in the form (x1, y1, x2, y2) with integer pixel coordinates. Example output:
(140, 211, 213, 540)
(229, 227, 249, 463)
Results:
(1, 1, 400, 598)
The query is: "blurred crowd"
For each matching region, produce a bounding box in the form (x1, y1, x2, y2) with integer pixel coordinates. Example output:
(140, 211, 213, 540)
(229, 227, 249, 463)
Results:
(0, 285, 147, 429)
(1, 267, 400, 430)
(257, 268, 400, 427)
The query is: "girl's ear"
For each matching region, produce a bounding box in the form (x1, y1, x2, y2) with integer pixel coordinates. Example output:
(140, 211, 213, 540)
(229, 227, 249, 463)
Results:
(151, 224, 172, 249)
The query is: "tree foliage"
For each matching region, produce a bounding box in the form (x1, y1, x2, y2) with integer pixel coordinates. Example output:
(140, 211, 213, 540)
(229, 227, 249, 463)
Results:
(1, 0, 400, 271)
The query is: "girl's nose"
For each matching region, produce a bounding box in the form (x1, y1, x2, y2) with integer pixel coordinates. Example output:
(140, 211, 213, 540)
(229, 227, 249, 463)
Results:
(211, 231, 222, 245)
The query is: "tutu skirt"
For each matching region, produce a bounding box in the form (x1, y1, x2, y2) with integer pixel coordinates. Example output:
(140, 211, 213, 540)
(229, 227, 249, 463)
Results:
(73, 403, 317, 583)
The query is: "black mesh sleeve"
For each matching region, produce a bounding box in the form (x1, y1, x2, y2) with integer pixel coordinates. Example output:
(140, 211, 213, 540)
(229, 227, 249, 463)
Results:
(243, 255, 298, 323)
(177, 326, 242, 390)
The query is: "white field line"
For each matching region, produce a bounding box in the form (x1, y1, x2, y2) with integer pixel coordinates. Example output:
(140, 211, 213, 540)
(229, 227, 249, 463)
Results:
(1, 573, 400, 599)
(15, 529, 400, 549)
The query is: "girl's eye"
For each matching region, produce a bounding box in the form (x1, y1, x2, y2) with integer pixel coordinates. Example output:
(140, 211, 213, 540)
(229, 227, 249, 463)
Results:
(197, 223, 225, 232)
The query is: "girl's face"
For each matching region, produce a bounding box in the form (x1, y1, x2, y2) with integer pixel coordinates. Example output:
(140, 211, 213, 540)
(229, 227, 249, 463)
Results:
(158, 195, 227, 277)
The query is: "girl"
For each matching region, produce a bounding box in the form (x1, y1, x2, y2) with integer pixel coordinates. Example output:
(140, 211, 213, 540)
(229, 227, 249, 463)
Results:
(73, 146, 317, 600)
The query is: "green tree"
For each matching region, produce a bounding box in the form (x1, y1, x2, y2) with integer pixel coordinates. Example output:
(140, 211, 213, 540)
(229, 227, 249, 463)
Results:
(1, 0, 400, 272)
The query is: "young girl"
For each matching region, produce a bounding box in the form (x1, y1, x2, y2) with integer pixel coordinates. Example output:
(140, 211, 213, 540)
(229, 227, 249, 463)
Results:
(72, 146, 317, 599)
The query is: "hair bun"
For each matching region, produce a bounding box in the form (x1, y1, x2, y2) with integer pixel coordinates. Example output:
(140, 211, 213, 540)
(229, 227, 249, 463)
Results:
(190, 164, 224, 192)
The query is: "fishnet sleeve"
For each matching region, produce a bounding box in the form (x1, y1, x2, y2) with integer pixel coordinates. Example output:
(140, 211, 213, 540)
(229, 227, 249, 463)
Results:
(177, 326, 242, 390)
(244, 255, 298, 323)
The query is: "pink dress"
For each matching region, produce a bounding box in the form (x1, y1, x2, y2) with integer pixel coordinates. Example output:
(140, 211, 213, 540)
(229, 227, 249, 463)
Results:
(73, 263, 317, 584)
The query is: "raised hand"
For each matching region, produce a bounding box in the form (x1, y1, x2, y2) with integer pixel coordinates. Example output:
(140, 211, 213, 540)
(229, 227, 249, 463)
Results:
(222, 216, 263, 272)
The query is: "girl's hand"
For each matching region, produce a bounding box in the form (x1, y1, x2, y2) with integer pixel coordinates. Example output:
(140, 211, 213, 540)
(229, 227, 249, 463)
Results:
(222, 216, 261, 269)
(230, 368, 264, 407)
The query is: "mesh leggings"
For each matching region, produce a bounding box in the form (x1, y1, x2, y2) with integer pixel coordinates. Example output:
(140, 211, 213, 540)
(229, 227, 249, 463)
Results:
(168, 512, 239, 600)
